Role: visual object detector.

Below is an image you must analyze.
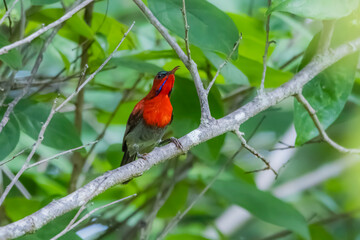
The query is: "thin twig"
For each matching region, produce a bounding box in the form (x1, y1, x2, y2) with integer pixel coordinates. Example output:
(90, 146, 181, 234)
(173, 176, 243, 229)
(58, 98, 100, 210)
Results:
(260, 209, 360, 240)
(181, 0, 191, 60)
(0, 22, 135, 206)
(27, 141, 98, 169)
(0, 0, 94, 56)
(0, 144, 35, 167)
(206, 35, 242, 94)
(234, 130, 278, 177)
(279, 51, 304, 70)
(259, 0, 273, 95)
(295, 93, 360, 154)
(0, 26, 60, 134)
(54, 21, 135, 113)
(0, 98, 59, 206)
(1, 165, 31, 199)
(51, 193, 136, 240)
(0, 0, 19, 26)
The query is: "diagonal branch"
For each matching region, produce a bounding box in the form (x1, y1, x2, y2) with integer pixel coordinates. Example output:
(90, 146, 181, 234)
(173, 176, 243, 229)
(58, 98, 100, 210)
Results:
(0, 22, 135, 207)
(206, 35, 242, 94)
(295, 93, 360, 154)
(0, 0, 19, 26)
(234, 130, 278, 177)
(0, 0, 94, 56)
(0, 26, 61, 134)
(0, 35, 360, 240)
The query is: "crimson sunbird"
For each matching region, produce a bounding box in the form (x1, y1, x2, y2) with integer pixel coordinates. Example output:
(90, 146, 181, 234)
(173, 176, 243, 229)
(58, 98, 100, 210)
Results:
(121, 66, 182, 166)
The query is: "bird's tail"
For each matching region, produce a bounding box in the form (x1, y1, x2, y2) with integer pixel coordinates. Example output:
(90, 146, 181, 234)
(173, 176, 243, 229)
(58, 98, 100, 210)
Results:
(120, 150, 136, 167)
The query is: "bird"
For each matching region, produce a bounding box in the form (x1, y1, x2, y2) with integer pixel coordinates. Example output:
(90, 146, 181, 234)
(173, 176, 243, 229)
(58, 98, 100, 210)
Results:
(121, 66, 182, 167)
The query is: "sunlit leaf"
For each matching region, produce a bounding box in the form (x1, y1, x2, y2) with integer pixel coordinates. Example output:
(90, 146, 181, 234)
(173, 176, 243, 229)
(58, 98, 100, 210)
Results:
(232, 55, 293, 88)
(269, 0, 359, 20)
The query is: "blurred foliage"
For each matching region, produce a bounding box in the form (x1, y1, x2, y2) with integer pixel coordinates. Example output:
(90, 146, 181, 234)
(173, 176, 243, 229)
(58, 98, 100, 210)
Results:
(0, 0, 360, 239)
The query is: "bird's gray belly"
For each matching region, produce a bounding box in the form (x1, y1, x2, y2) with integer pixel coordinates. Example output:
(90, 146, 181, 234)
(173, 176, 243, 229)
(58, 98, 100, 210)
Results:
(125, 120, 167, 156)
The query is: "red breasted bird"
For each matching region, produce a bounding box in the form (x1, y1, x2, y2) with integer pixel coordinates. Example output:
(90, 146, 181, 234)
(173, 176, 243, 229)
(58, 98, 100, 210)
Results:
(121, 66, 182, 166)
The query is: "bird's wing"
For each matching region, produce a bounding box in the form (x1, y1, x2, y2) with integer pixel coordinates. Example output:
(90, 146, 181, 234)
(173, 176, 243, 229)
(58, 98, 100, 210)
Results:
(122, 100, 144, 152)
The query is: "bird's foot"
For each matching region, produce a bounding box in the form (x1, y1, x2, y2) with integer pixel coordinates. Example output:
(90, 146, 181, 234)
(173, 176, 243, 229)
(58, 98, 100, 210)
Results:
(160, 137, 184, 152)
(137, 153, 148, 160)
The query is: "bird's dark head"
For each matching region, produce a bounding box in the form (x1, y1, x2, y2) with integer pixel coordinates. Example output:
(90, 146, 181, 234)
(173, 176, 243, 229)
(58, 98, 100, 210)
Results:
(152, 66, 179, 97)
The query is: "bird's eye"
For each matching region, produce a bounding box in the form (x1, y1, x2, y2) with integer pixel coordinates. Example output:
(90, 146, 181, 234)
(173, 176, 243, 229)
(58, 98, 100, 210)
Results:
(157, 71, 167, 79)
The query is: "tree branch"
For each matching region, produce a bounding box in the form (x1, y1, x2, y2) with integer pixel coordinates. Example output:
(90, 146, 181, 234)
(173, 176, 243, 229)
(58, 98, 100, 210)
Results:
(259, 0, 273, 95)
(206, 35, 242, 94)
(0, 22, 135, 207)
(0, 26, 60, 134)
(295, 93, 360, 154)
(0, 32, 359, 240)
(234, 130, 278, 177)
(181, 0, 191, 60)
(0, 0, 94, 56)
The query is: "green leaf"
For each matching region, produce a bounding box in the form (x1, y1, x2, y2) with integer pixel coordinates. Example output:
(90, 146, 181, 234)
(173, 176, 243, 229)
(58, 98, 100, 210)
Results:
(110, 57, 163, 73)
(171, 77, 225, 161)
(166, 234, 210, 240)
(14, 101, 83, 150)
(158, 182, 188, 218)
(212, 178, 310, 240)
(0, 34, 22, 69)
(308, 224, 334, 240)
(203, 50, 249, 85)
(148, 0, 239, 57)
(97, 101, 138, 125)
(31, 0, 60, 5)
(29, 8, 94, 41)
(232, 55, 293, 88)
(269, 0, 359, 20)
(91, 13, 136, 54)
(294, 16, 360, 145)
(4, 198, 41, 221)
(56, 48, 71, 73)
(0, 110, 20, 161)
(26, 172, 67, 195)
(106, 143, 123, 169)
(229, 13, 275, 63)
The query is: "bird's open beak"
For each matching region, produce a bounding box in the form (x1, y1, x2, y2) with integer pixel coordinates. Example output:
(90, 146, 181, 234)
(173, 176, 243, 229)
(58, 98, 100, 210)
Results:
(169, 66, 180, 75)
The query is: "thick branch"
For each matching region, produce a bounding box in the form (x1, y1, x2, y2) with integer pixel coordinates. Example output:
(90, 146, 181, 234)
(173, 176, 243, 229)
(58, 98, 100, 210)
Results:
(0, 35, 359, 240)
